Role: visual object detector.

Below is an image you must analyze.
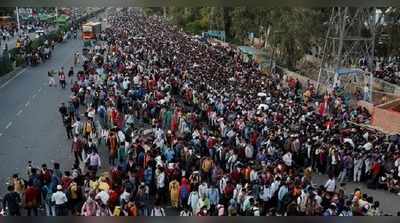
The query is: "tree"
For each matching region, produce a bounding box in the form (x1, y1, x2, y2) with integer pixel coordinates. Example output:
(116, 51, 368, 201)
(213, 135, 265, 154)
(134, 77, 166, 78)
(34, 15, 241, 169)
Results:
(266, 8, 324, 68)
(0, 7, 15, 16)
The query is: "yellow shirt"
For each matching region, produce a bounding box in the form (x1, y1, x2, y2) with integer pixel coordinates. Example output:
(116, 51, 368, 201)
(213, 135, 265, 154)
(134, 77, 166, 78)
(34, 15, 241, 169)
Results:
(89, 180, 99, 190)
(98, 181, 110, 191)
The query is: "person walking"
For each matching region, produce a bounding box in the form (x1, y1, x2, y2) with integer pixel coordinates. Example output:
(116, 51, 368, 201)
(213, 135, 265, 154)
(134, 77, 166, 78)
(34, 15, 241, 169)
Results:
(354, 154, 363, 183)
(24, 183, 40, 216)
(106, 132, 118, 166)
(74, 52, 80, 66)
(51, 185, 68, 216)
(85, 149, 101, 175)
(169, 179, 180, 208)
(59, 67, 66, 89)
(324, 174, 336, 195)
(2, 185, 21, 216)
(81, 192, 100, 216)
(156, 166, 166, 204)
(71, 134, 83, 165)
(60, 73, 66, 89)
(59, 102, 68, 120)
(48, 70, 56, 87)
(64, 115, 73, 139)
(68, 67, 74, 84)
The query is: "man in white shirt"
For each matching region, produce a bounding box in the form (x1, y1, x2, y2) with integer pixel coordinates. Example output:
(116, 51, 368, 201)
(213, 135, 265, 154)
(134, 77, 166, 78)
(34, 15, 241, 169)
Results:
(72, 118, 82, 135)
(198, 182, 208, 199)
(51, 185, 68, 216)
(122, 78, 130, 90)
(156, 167, 166, 203)
(324, 175, 336, 193)
(245, 144, 254, 159)
(282, 151, 293, 167)
(95, 189, 110, 206)
(120, 188, 131, 204)
(270, 177, 281, 196)
(363, 142, 373, 151)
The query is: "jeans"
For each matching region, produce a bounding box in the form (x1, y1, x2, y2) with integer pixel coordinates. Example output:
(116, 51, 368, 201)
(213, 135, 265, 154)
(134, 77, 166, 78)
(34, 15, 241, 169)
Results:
(209, 149, 215, 159)
(66, 127, 73, 139)
(26, 207, 38, 216)
(74, 151, 83, 165)
(337, 168, 347, 183)
(55, 204, 66, 216)
(60, 80, 66, 89)
(45, 203, 55, 216)
(109, 156, 116, 166)
(139, 207, 149, 216)
(8, 209, 21, 216)
(354, 168, 362, 182)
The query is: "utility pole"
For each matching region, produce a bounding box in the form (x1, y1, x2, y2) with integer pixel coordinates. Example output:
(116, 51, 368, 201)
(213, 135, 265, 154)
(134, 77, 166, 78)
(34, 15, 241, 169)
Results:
(16, 7, 21, 35)
(318, 7, 377, 102)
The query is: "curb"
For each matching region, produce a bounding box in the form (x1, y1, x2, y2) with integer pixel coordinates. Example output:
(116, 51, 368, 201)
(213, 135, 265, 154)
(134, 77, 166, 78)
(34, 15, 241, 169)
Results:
(0, 66, 25, 88)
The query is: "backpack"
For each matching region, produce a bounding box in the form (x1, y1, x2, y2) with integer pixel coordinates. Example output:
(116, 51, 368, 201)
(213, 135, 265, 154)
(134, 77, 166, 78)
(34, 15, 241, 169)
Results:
(180, 186, 189, 202)
(31, 175, 42, 188)
(41, 170, 52, 185)
(98, 107, 106, 118)
(67, 184, 80, 200)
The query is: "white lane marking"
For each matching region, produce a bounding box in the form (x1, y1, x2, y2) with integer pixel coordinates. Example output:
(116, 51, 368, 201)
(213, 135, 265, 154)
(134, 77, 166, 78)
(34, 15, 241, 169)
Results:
(32, 94, 37, 99)
(0, 133, 3, 137)
(25, 101, 30, 107)
(38, 87, 42, 92)
(0, 68, 27, 89)
(16, 110, 23, 116)
(5, 121, 12, 129)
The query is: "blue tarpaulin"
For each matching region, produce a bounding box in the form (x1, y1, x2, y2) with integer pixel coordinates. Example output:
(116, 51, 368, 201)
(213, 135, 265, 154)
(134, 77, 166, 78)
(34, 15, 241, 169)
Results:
(238, 46, 257, 55)
(335, 68, 364, 76)
(204, 30, 226, 41)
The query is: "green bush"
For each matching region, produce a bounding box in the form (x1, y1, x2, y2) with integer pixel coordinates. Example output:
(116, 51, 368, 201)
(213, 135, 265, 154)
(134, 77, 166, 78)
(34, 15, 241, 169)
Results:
(184, 20, 206, 35)
(0, 51, 14, 77)
(8, 48, 18, 62)
(15, 55, 25, 67)
(29, 38, 43, 51)
(46, 31, 59, 42)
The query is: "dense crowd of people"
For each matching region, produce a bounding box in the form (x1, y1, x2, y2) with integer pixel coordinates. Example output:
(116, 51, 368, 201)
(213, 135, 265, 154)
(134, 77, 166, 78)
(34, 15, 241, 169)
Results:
(2, 8, 400, 216)
(0, 27, 15, 44)
(373, 58, 400, 86)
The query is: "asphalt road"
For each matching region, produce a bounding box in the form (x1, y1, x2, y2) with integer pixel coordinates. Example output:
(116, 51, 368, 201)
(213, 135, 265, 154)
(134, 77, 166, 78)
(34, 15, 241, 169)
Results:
(0, 37, 83, 195)
(0, 12, 109, 195)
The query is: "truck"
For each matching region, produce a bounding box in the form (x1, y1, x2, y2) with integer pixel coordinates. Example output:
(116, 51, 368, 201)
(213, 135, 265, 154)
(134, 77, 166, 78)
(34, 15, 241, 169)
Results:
(82, 21, 101, 40)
